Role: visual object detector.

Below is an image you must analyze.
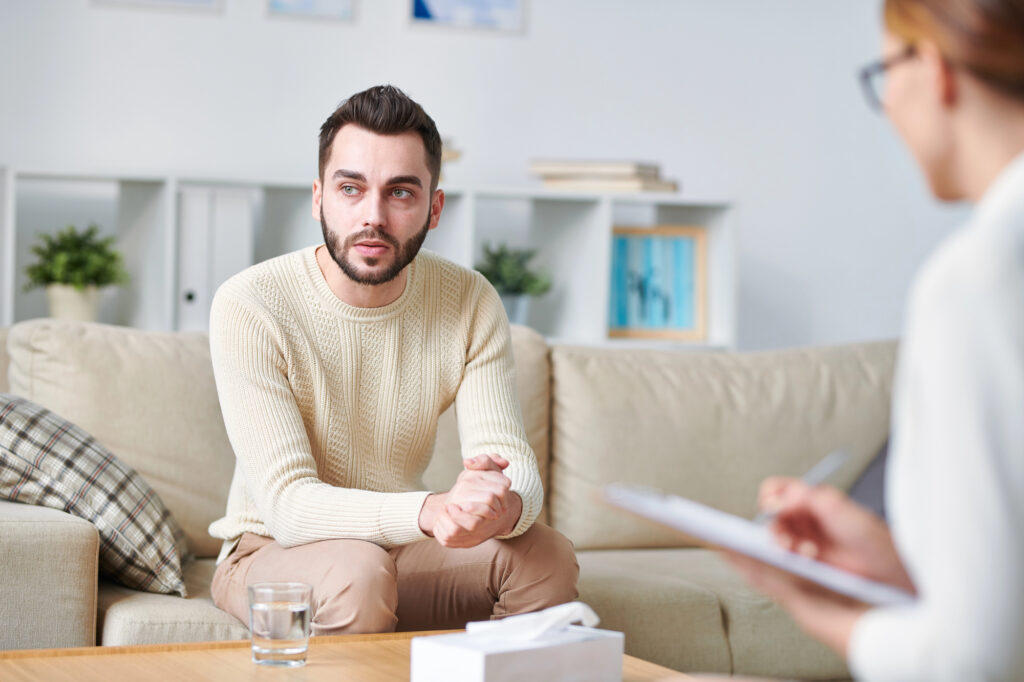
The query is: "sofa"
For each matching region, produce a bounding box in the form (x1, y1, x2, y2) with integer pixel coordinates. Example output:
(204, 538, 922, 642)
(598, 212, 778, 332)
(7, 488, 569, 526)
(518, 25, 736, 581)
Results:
(0, 319, 897, 678)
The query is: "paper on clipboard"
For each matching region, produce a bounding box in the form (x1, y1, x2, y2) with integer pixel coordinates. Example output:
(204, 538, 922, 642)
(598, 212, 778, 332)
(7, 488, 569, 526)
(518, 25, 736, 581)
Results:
(603, 483, 915, 607)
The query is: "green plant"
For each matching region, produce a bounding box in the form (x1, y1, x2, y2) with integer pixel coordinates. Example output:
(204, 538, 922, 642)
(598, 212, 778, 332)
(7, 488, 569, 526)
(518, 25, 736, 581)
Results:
(475, 243, 551, 296)
(24, 224, 129, 291)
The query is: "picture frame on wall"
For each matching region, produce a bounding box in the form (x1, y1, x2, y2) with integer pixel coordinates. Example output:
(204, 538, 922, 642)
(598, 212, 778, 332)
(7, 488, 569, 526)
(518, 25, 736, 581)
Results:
(608, 225, 707, 341)
(93, 0, 223, 11)
(411, 0, 524, 32)
(268, 0, 355, 21)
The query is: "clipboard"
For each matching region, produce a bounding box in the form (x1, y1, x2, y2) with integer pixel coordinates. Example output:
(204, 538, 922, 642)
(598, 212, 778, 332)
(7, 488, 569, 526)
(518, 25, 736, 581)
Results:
(603, 482, 915, 607)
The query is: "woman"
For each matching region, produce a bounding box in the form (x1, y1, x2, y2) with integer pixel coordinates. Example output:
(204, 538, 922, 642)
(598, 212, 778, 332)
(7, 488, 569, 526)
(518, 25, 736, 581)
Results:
(726, 1, 1024, 679)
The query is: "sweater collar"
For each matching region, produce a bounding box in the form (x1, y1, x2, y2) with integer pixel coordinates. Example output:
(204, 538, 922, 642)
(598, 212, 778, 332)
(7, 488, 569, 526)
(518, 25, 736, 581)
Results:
(301, 245, 421, 321)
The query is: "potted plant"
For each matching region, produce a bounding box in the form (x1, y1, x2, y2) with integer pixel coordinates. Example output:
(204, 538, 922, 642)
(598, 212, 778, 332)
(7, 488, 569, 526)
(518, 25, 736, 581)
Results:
(24, 223, 129, 321)
(474, 243, 551, 325)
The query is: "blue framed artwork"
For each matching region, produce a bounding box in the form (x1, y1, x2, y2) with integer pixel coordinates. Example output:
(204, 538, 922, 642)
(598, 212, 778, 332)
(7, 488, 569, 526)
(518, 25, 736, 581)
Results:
(268, 0, 354, 21)
(412, 0, 524, 31)
(608, 226, 707, 341)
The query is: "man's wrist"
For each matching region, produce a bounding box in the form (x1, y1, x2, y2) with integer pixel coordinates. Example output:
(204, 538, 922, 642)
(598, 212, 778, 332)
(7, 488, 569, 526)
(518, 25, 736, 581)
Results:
(502, 492, 524, 535)
(418, 493, 447, 536)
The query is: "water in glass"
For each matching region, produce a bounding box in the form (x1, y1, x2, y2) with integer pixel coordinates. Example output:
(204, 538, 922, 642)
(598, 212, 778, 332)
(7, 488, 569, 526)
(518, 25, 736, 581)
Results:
(248, 583, 312, 667)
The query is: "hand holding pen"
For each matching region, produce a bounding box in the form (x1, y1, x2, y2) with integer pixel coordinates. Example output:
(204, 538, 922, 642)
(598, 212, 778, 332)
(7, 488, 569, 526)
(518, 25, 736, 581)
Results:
(754, 450, 849, 525)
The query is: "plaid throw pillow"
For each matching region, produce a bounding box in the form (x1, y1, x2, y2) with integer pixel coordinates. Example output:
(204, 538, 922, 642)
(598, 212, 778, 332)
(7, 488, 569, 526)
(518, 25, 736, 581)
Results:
(0, 393, 189, 597)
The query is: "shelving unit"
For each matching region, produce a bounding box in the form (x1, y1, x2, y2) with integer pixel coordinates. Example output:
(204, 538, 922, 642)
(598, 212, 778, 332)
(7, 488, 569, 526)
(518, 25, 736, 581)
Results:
(0, 168, 737, 348)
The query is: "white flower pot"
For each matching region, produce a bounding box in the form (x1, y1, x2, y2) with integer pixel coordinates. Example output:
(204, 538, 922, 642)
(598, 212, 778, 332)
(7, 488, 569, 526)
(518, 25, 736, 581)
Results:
(46, 284, 101, 322)
(499, 293, 531, 326)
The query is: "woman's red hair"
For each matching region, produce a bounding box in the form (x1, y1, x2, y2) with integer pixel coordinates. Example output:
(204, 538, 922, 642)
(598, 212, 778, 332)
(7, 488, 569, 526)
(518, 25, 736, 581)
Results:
(884, 0, 1024, 100)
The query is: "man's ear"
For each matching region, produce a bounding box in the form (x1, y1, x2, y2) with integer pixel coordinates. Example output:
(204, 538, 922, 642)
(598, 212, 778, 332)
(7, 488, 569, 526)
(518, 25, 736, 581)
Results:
(311, 179, 322, 221)
(428, 189, 445, 230)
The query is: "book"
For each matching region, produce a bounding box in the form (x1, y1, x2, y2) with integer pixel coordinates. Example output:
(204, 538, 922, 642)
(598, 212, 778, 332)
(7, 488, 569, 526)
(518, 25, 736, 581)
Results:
(541, 177, 679, 193)
(529, 160, 660, 179)
(603, 482, 916, 606)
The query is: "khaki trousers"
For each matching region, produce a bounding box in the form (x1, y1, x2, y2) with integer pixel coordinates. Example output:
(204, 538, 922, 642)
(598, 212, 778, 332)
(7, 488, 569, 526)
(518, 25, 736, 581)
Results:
(211, 523, 579, 635)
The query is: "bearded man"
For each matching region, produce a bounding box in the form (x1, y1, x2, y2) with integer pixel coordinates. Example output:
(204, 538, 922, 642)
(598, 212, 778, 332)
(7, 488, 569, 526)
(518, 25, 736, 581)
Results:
(206, 85, 578, 634)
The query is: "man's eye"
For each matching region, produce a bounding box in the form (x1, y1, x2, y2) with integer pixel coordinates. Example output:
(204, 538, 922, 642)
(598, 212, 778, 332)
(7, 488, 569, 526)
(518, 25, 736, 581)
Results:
(392, 188, 412, 199)
(341, 185, 359, 195)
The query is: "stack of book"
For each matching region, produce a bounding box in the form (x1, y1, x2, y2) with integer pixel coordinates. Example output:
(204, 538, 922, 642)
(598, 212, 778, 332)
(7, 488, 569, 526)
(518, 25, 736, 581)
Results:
(529, 160, 679, 193)
(440, 138, 461, 181)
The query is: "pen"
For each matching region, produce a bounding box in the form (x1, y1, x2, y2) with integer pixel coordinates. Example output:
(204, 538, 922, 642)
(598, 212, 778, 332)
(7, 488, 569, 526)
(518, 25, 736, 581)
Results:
(753, 450, 850, 525)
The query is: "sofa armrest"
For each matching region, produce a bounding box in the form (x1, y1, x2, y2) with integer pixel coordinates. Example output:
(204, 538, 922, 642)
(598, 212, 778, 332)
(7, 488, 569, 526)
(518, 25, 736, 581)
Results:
(0, 499, 99, 649)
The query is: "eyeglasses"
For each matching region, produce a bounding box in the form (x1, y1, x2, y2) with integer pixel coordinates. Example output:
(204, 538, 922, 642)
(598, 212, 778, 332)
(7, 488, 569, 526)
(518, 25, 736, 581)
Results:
(858, 45, 917, 112)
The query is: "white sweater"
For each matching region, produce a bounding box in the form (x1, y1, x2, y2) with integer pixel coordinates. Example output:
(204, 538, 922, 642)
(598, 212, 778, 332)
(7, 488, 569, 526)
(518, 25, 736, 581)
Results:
(848, 153, 1024, 680)
(206, 247, 543, 560)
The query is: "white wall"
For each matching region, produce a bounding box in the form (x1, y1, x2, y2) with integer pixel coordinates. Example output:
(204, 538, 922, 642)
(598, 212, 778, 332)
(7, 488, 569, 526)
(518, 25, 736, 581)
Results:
(0, 0, 968, 349)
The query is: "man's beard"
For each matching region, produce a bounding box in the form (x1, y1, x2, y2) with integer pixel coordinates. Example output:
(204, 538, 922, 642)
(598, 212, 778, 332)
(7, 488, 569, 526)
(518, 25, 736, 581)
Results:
(320, 206, 430, 286)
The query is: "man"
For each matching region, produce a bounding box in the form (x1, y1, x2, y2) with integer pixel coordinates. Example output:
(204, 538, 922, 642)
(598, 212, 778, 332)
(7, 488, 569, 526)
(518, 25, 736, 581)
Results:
(207, 84, 578, 634)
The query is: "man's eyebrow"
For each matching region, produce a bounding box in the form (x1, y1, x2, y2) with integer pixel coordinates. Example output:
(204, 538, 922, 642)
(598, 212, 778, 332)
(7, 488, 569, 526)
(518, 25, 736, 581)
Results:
(332, 169, 367, 182)
(386, 175, 423, 188)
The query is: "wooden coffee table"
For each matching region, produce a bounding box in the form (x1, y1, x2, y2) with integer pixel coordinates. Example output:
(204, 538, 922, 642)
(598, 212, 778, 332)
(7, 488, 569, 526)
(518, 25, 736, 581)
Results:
(0, 631, 692, 681)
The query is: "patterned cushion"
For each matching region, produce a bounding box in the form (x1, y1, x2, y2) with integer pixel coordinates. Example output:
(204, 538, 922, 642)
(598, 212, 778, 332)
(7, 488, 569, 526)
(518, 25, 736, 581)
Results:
(0, 393, 189, 596)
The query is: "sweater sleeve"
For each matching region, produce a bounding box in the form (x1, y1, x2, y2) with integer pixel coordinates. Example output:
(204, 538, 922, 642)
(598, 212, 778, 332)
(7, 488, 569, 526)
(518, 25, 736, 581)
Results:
(453, 278, 544, 537)
(848, 245, 1024, 681)
(209, 284, 429, 549)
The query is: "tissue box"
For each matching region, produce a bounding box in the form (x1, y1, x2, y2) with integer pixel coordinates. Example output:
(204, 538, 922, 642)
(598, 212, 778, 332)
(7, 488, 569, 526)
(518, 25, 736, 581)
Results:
(410, 625, 624, 682)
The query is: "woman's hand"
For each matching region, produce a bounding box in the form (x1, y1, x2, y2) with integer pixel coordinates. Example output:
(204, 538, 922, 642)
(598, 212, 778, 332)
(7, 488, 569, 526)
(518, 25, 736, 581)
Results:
(759, 478, 913, 591)
(721, 479, 916, 657)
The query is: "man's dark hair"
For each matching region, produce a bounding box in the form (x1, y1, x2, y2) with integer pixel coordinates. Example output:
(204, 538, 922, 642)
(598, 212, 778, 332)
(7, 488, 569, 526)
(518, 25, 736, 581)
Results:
(318, 85, 443, 190)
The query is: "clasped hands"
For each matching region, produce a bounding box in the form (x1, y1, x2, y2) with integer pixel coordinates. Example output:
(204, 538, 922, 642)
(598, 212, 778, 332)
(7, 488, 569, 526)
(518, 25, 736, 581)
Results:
(418, 453, 523, 548)
(722, 477, 916, 656)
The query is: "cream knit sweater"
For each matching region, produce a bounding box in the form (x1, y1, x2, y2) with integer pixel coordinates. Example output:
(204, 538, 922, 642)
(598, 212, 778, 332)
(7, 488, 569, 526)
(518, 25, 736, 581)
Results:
(207, 246, 542, 561)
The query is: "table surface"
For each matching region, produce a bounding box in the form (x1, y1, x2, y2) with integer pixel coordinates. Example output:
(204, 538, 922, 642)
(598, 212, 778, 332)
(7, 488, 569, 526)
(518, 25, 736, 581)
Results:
(0, 631, 693, 681)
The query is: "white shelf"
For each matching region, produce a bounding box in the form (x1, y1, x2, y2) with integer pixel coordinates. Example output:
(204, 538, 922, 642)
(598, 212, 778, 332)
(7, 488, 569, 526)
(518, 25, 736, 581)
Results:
(0, 168, 738, 348)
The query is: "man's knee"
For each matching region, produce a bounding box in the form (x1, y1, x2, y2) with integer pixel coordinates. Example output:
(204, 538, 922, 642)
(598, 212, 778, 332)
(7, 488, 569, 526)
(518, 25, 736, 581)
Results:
(504, 523, 580, 606)
(312, 542, 400, 634)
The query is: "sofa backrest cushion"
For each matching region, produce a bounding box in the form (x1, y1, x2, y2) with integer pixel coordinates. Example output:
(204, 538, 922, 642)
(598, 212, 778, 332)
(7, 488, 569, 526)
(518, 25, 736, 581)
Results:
(549, 341, 898, 550)
(422, 324, 551, 525)
(8, 320, 234, 558)
(8, 320, 553, 555)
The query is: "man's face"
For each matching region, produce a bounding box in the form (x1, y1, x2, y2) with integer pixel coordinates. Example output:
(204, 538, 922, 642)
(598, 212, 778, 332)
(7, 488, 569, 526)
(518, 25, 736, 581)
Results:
(313, 124, 441, 286)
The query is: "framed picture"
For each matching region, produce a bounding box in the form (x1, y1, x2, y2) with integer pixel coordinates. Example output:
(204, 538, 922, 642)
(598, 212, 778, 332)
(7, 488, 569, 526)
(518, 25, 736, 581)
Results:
(93, 0, 223, 11)
(608, 226, 707, 341)
(268, 0, 355, 21)
(411, 0, 524, 32)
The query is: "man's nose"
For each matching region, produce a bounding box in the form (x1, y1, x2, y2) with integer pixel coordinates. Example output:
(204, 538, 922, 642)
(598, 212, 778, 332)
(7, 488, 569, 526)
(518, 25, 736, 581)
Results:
(362, 193, 386, 228)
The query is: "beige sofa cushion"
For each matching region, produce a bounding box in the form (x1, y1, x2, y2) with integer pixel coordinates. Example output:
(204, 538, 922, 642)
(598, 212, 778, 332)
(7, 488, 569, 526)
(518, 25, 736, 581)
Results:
(97, 559, 249, 646)
(577, 549, 731, 674)
(550, 341, 897, 549)
(8, 320, 235, 558)
(579, 549, 847, 678)
(423, 324, 551, 524)
(8, 320, 550, 557)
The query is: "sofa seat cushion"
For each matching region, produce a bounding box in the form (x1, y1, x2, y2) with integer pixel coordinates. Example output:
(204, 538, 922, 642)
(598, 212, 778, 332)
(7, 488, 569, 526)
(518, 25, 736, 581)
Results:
(579, 548, 847, 679)
(97, 559, 249, 646)
(1, 393, 189, 596)
(7, 320, 236, 558)
(577, 549, 730, 674)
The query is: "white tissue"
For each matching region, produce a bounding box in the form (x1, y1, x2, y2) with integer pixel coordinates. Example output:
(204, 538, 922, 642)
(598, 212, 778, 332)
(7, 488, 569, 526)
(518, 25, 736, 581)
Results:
(464, 602, 600, 642)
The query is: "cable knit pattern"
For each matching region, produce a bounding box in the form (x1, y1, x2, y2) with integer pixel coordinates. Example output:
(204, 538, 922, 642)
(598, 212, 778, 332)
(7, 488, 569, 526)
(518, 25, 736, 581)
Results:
(207, 246, 542, 560)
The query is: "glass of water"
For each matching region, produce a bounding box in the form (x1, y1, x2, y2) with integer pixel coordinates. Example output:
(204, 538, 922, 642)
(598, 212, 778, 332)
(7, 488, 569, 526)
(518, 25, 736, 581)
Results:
(247, 582, 312, 667)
